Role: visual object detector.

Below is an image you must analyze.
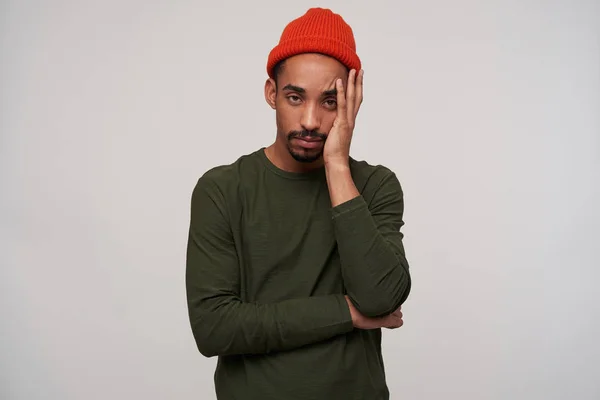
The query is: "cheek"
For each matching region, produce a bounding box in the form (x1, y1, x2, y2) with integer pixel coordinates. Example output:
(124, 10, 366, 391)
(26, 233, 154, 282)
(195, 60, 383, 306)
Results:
(275, 111, 292, 138)
(320, 113, 337, 134)
(275, 104, 299, 132)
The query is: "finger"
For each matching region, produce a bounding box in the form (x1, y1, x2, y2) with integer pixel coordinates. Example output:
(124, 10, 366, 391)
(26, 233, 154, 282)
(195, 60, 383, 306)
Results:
(335, 78, 347, 122)
(346, 69, 356, 122)
(383, 315, 402, 329)
(354, 69, 363, 117)
(385, 319, 402, 329)
(393, 316, 404, 327)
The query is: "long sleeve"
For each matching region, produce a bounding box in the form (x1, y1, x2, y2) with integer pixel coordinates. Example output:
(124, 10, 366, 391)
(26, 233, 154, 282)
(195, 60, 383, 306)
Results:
(185, 174, 354, 358)
(331, 170, 411, 318)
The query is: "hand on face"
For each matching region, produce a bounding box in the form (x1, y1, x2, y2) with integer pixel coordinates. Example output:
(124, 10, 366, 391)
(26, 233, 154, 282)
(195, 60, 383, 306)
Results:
(323, 69, 364, 166)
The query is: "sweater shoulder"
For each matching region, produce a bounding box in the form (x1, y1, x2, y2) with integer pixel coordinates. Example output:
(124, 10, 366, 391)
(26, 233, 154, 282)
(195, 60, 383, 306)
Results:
(197, 149, 261, 188)
(189, 150, 263, 215)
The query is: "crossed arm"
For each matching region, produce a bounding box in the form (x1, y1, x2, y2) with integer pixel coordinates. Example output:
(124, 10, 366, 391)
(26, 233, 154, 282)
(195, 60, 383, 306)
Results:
(327, 166, 411, 318)
(185, 170, 411, 358)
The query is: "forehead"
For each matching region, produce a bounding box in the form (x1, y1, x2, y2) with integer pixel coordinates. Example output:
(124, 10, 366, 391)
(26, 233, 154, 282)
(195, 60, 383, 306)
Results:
(278, 53, 347, 90)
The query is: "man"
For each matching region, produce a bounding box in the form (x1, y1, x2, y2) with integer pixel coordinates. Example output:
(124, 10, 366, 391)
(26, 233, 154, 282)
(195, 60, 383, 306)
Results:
(186, 7, 411, 400)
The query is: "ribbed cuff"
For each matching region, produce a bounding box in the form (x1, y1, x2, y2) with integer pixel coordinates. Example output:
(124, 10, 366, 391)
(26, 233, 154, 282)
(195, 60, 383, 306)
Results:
(331, 195, 368, 219)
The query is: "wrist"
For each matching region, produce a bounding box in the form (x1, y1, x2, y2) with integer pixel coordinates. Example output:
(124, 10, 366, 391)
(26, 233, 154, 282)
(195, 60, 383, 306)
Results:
(325, 161, 359, 207)
(325, 160, 350, 175)
(324, 155, 349, 169)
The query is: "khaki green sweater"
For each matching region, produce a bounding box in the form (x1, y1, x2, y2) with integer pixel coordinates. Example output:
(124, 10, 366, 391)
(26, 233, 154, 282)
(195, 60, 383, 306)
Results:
(186, 148, 411, 400)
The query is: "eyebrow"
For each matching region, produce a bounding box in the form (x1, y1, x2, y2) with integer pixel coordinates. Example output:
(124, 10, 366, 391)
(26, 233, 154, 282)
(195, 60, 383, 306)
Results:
(282, 84, 305, 93)
(282, 84, 337, 96)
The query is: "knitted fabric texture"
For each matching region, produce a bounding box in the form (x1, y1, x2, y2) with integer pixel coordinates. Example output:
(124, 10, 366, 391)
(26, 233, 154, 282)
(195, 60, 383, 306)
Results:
(266, 8, 362, 78)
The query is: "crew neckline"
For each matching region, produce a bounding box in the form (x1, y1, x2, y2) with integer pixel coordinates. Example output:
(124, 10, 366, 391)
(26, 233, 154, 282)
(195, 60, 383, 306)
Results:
(257, 147, 326, 181)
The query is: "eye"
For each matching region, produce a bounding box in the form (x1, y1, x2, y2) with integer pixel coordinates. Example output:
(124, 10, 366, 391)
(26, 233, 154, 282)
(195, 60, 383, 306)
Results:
(323, 99, 337, 109)
(287, 95, 302, 104)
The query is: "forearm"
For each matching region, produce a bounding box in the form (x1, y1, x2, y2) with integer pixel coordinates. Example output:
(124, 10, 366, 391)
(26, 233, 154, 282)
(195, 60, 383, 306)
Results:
(325, 162, 360, 207)
(326, 165, 411, 318)
(332, 196, 410, 317)
(187, 290, 353, 358)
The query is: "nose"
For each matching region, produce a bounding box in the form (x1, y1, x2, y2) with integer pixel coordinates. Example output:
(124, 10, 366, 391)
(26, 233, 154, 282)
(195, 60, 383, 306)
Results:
(300, 103, 320, 132)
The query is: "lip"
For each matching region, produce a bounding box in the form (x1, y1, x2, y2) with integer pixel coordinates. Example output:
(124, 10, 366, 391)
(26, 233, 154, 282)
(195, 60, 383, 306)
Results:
(294, 137, 323, 149)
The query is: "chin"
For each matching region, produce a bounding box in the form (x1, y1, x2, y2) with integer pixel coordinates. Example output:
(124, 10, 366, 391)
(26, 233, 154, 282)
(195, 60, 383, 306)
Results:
(288, 147, 323, 163)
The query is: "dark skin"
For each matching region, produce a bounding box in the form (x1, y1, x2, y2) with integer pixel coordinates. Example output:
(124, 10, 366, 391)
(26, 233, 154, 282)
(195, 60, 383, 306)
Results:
(264, 53, 349, 173)
(263, 53, 404, 329)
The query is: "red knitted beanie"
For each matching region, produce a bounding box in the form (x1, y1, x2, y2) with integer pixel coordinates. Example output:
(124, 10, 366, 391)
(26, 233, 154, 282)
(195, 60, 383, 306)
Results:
(266, 8, 362, 78)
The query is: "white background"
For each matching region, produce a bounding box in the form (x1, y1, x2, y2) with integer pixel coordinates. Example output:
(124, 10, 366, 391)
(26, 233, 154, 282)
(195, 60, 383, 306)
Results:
(1, 0, 599, 399)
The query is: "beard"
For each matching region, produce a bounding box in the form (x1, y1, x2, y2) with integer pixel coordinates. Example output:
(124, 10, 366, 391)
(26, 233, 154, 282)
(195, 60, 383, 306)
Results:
(286, 130, 327, 163)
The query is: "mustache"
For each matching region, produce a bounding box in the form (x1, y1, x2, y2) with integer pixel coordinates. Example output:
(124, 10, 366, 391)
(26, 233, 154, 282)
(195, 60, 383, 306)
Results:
(287, 130, 327, 140)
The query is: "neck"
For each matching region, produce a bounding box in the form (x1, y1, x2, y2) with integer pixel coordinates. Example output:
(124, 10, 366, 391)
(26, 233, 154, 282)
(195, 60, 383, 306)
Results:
(265, 140, 324, 173)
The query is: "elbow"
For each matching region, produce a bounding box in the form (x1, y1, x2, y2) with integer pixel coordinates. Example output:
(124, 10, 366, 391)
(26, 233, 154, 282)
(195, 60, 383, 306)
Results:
(350, 266, 412, 318)
(189, 301, 247, 358)
(188, 296, 246, 358)
(191, 322, 220, 358)
(189, 311, 232, 358)
(196, 341, 220, 358)
(351, 296, 402, 319)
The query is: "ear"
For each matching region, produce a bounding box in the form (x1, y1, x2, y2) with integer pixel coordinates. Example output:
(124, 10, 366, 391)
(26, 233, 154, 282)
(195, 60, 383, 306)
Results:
(264, 78, 277, 110)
